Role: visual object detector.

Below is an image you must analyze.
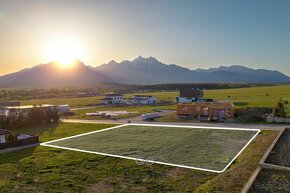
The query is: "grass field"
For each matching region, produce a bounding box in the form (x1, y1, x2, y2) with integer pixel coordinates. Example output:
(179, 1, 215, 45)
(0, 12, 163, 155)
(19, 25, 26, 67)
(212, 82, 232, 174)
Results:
(205, 85, 290, 108)
(43, 124, 259, 172)
(19, 85, 290, 109)
(0, 123, 278, 192)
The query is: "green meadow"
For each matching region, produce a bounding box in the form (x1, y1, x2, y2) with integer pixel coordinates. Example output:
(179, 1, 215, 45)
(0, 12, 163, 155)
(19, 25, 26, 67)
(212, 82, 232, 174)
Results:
(19, 85, 290, 109)
(205, 85, 290, 108)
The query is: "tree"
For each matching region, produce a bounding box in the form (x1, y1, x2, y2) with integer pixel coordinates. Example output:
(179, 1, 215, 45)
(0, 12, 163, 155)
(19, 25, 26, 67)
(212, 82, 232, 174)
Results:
(273, 98, 287, 118)
(46, 108, 60, 123)
(0, 106, 60, 130)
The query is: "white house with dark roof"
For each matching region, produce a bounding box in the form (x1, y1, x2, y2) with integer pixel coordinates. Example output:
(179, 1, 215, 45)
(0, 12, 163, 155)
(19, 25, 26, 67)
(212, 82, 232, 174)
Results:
(100, 94, 124, 105)
(129, 95, 157, 105)
(176, 88, 204, 103)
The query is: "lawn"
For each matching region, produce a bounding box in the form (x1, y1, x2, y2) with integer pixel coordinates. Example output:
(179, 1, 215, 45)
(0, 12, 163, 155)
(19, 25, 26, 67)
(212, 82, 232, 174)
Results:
(18, 85, 290, 109)
(43, 124, 259, 172)
(0, 123, 278, 192)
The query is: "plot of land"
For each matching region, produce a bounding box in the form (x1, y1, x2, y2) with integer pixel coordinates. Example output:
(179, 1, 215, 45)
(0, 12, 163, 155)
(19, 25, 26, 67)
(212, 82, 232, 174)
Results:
(0, 123, 278, 192)
(42, 124, 259, 172)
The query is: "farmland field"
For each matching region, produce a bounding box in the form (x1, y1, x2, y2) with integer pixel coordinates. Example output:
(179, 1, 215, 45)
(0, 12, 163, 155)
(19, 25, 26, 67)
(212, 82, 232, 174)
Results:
(205, 85, 290, 108)
(0, 123, 278, 192)
(18, 85, 290, 109)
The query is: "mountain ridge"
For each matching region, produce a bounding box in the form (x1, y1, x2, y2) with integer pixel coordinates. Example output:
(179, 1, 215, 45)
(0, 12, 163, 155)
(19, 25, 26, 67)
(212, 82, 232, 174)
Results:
(95, 56, 290, 84)
(0, 56, 289, 87)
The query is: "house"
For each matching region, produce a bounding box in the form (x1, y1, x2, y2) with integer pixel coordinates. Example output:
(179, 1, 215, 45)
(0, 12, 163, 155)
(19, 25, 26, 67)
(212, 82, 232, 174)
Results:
(177, 101, 235, 119)
(176, 88, 204, 103)
(129, 95, 157, 105)
(3, 104, 56, 117)
(100, 94, 124, 105)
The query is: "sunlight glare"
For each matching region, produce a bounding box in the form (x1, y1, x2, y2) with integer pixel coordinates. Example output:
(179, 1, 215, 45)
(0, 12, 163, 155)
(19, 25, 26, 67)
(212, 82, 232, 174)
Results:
(45, 37, 86, 68)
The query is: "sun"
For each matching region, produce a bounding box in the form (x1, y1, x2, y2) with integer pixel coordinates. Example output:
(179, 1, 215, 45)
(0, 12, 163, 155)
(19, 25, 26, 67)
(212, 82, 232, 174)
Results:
(45, 37, 86, 68)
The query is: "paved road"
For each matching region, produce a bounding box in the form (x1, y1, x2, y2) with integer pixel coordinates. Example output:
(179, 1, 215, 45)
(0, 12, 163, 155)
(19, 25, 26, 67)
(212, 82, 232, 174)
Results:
(63, 118, 289, 131)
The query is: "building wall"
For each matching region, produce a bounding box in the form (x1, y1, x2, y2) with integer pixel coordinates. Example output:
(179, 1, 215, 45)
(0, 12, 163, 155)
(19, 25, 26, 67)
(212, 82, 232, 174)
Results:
(130, 97, 157, 105)
(101, 96, 124, 104)
(111, 96, 124, 103)
(176, 97, 197, 103)
(177, 102, 235, 118)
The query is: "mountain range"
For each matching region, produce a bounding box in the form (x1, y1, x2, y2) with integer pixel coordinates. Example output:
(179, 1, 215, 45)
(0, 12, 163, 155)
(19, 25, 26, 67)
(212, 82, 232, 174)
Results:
(0, 56, 289, 87)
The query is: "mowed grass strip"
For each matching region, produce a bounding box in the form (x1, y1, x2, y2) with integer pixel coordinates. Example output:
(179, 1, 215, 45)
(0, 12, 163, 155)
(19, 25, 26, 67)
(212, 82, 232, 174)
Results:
(46, 125, 258, 171)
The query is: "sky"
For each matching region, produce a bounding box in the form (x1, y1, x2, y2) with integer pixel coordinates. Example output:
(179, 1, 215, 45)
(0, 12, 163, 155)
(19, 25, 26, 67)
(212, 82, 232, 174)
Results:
(0, 0, 289, 75)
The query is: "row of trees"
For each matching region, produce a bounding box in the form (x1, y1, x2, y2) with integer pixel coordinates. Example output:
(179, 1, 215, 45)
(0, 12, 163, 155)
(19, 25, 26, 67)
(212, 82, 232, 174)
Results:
(0, 107, 60, 130)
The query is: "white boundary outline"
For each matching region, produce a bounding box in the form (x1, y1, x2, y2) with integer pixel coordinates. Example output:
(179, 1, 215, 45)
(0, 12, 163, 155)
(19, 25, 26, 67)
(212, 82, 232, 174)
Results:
(41, 123, 260, 173)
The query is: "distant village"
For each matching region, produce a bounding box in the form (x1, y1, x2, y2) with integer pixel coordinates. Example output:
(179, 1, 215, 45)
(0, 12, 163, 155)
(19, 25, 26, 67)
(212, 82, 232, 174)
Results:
(1, 87, 289, 153)
(0, 88, 242, 122)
